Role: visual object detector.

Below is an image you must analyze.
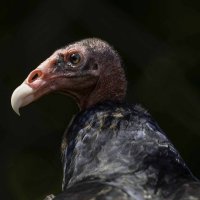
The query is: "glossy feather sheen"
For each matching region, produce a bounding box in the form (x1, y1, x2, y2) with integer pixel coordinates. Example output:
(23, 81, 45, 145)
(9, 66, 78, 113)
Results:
(55, 101, 200, 200)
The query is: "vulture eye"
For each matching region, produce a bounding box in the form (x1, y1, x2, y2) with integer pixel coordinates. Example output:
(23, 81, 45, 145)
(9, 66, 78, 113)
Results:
(69, 53, 81, 65)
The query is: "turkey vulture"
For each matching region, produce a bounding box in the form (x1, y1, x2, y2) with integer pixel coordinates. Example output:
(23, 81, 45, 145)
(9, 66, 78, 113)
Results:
(11, 38, 200, 200)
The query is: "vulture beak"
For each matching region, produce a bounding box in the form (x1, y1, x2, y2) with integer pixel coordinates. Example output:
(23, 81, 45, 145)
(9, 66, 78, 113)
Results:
(11, 60, 55, 115)
(11, 82, 34, 115)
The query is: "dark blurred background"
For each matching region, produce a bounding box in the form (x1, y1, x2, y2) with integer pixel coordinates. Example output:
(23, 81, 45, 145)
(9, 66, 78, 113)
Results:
(1, 0, 200, 199)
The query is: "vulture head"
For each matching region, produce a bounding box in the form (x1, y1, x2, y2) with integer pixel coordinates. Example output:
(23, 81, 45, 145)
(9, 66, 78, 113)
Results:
(11, 38, 127, 115)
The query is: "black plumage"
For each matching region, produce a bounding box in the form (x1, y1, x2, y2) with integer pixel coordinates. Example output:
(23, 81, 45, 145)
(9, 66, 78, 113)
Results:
(54, 101, 200, 200)
(11, 38, 200, 200)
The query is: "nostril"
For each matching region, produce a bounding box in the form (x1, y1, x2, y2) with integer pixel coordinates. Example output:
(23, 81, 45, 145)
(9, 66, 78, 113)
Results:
(28, 69, 43, 83)
(32, 73, 39, 80)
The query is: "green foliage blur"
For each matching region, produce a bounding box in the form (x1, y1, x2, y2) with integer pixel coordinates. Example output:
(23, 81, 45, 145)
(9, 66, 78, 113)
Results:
(0, 0, 200, 199)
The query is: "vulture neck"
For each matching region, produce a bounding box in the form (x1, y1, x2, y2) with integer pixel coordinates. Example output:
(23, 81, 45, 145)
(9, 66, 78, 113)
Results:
(77, 65, 127, 110)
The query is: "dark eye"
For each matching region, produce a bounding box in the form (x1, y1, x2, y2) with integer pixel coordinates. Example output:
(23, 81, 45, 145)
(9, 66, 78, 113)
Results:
(69, 53, 81, 65)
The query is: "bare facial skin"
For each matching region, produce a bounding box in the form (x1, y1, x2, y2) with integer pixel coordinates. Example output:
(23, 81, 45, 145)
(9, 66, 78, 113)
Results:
(11, 38, 127, 115)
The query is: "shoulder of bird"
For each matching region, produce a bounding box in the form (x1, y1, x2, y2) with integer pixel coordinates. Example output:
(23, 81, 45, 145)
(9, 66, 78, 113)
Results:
(62, 102, 197, 192)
